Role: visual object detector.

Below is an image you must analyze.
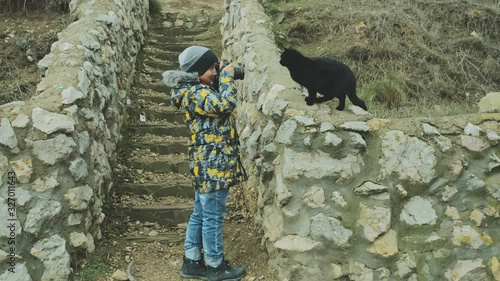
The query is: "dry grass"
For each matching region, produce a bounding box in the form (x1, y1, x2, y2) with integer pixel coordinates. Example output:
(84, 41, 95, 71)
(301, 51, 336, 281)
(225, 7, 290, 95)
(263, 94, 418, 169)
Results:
(0, 13, 70, 105)
(262, 0, 500, 117)
(0, 0, 70, 13)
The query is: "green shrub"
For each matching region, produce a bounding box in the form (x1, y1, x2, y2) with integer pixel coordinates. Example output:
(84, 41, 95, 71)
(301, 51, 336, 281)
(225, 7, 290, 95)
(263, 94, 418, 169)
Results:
(75, 262, 111, 281)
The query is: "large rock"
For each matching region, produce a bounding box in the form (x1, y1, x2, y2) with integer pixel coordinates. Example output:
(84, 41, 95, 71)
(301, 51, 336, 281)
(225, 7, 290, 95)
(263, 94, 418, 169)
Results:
(69, 158, 88, 181)
(274, 119, 297, 145)
(451, 225, 490, 249)
(348, 261, 374, 281)
(259, 84, 289, 117)
(302, 186, 325, 208)
(9, 159, 32, 183)
(357, 202, 391, 241)
(445, 259, 487, 281)
(400, 196, 437, 226)
(64, 185, 94, 210)
(478, 92, 500, 113)
(69, 232, 90, 249)
(324, 132, 342, 147)
(24, 199, 62, 235)
(0, 118, 18, 149)
(32, 170, 60, 192)
(460, 135, 490, 152)
(0, 263, 32, 280)
(274, 235, 322, 252)
(395, 253, 417, 278)
(354, 182, 388, 196)
(61, 86, 85, 104)
(379, 130, 436, 184)
(339, 121, 370, 132)
(11, 114, 30, 128)
(32, 108, 75, 134)
(30, 235, 71, 281)
(274, 164, 291, 206)
(262, 205, 283, 242)
(310, 213, 352, 246)
(491, 257, 500, 281)
(32, 135, 77, 165)
(367, 229, 398, 257)
(282, 148, 363, 182)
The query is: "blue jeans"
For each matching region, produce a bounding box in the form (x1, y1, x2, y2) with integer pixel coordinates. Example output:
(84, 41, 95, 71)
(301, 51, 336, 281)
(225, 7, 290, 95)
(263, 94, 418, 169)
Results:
(184, 188, 229, 268)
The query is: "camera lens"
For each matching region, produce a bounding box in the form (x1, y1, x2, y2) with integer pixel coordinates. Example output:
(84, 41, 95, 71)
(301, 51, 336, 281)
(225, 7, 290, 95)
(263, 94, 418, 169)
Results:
(234, 66, 244, 80)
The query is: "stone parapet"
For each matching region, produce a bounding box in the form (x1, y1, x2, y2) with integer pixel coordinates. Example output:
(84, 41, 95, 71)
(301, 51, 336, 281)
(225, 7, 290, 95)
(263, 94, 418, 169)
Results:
(221, 0, 500, 280)
(0, 0, 148, 279)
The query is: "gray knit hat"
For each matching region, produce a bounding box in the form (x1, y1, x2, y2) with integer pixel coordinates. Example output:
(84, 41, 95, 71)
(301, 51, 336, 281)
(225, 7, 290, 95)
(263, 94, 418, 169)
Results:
(178, 46, 218, 76)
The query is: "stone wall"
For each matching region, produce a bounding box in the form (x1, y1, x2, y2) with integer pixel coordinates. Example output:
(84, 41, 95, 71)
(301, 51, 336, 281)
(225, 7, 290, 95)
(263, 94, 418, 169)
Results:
(0, 0, 148, 279)
(221, 0, 500, 280)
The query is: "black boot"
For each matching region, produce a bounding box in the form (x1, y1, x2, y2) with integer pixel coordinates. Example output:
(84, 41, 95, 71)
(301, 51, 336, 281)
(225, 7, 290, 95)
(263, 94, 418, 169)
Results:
(180, 256, 207, 280)
(206, 260, 246, 281)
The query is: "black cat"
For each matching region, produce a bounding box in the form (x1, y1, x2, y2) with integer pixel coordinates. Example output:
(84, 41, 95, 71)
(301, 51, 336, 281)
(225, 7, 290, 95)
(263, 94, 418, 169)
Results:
(279, 48, 367, 111)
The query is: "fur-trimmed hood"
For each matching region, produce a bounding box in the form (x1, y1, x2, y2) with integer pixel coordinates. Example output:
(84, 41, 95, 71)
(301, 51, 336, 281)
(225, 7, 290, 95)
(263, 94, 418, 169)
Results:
(162, 70, 199, 87)
(162, 70, 199, 109)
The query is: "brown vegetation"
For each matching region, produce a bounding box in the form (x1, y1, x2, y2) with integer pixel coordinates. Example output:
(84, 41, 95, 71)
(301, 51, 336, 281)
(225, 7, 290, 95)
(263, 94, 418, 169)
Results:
(0, 12, 69, 104)
(0, 0, 70, 13)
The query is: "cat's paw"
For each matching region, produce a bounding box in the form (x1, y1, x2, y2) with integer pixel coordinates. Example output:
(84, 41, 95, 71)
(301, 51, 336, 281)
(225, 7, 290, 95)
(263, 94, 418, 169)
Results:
(305, 97, 315, 106)
(335, 105, 345, 111)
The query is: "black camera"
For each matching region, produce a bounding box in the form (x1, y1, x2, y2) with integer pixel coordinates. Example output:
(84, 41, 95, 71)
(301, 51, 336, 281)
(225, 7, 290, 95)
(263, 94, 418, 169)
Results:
(216, 60, 244, 80)
(214, 60, 244, 91)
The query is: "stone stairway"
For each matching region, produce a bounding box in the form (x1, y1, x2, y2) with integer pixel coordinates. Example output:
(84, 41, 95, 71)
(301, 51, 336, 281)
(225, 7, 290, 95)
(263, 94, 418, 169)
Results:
(95, 5, 275, 280)
(113, 10, 221, 244)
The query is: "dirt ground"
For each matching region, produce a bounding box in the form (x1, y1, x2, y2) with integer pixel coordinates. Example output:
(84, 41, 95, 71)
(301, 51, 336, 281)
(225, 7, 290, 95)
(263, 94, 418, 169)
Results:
(0, 11, 69, 105)
(77, 185, 276, 281)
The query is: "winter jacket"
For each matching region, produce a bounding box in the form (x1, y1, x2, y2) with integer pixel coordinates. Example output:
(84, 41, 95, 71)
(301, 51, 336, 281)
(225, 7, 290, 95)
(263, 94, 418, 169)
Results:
(162, 69, 248, 193)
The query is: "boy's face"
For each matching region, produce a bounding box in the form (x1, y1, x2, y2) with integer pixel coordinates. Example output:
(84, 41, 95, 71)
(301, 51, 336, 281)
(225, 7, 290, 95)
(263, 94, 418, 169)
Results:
(200, 63, 218, 85)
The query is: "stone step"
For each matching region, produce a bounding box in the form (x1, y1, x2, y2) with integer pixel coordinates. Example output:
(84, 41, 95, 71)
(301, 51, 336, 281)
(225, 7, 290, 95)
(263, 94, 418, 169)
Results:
(124, 232, 183, 244)
(143, 59, 177, 72)
(129, 158, 189, 174)
(146, 33, 212, 45)
(119, 167, 189, 188)
(133, 73, 164, 86)
(130, 141, 188, 155)
(121, 181, 193, 198)
(128, 105, 183, 123)
(142, 48, 178, 62)
(136, 93, 171, 105)
(128, 124, 189, 137)
(145, 42, 193, 53)
(146, 71, 165, 81)
(147, 27, 209, 37)
(136, 82, 169, 93)
(120, 203, 193, 226)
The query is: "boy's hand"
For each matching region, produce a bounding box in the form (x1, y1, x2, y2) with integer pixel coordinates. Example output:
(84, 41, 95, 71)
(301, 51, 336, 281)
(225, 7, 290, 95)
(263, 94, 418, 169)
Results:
(221, 62, 235, 76)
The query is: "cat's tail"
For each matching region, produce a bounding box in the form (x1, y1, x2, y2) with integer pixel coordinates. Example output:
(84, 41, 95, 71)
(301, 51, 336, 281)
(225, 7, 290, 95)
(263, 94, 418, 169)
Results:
(348, 90, 368, 111)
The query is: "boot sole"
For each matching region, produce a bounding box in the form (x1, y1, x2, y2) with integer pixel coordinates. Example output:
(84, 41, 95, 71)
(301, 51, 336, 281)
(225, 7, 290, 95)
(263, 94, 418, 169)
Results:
(180, 272, 208, 280)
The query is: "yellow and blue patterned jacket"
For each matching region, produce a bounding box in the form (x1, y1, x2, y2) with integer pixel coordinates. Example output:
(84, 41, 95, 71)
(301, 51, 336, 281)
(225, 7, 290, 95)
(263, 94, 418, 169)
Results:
(162, 69, 247, 193)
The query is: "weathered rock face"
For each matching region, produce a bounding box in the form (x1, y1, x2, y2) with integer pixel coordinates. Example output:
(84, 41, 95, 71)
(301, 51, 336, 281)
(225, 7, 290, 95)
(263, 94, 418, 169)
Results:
(221, 0, 500, 280)
(0, 0, 148, 279)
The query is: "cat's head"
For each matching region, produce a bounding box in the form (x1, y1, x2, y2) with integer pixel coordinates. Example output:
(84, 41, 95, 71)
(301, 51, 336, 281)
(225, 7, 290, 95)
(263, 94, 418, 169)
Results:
(279, 48, 303, 67)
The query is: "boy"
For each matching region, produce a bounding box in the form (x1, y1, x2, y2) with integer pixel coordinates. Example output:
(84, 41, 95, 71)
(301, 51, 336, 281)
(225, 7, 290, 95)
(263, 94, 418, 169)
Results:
(162, 46, 247, 281)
